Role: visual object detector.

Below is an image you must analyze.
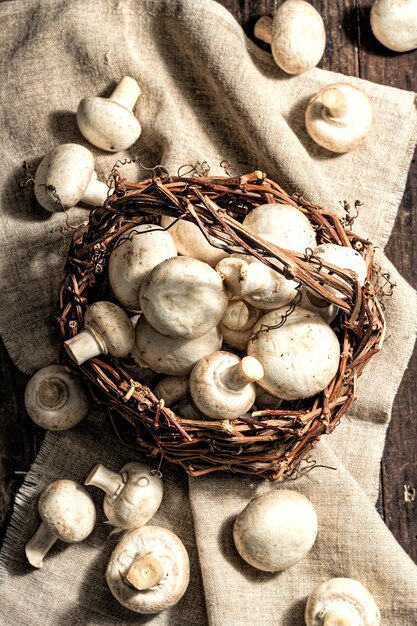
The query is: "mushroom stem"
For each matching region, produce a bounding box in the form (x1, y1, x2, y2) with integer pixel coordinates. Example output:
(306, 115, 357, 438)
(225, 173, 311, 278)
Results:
(126, 553, 164, 591)
(321, 87, 349, 119)
(217, 257, 271, 297)
(25, 522, 58, 568)
(80, 172, 109, 207)
(110, 76, 141, 111)
(220, 356, 264, 391)
(64, 327, 107, 365)
(323, 613, 351, 626)
(254, 16, 273, 44)
(84, 463, 125, 498)
(306, 291, 329, 309)
(37, 378, 67, 408)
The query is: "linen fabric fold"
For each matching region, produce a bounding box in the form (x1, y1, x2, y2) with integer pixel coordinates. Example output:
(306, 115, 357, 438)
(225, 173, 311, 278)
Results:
(0, 0, 416, 624)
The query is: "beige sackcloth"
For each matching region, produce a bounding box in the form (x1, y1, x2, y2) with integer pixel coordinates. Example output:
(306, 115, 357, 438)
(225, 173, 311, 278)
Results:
(1, 0, 417, 624)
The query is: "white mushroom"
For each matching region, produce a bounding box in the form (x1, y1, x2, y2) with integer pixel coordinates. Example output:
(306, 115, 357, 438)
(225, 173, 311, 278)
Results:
(109, 224, 177, 311)
(24, 365, 89, 431)
(85, 462, 163, 531)
(248, 307, 340, 400)
(118, 315, 160, 386)
(370, 0, 417, 52)
(190, 351, 264, 419)
(305, 83, 374, 153)
(254, 386, 283, 411)
(106, 525, 190, 613)
(34, 144, 109, 212)
(242, 203, 317, 253)
(139, 256, 228, 339)
(233, 489, 318, 571)
(64, 301, 135, 365)
(153, 376, 202, 419)
(160, 215, 228, 267)
(311, 243, 368, 301)
(135, 317, 222, 375)
(220, 300, 262, 351)
(216, 255, 299, 310)
(254, 1, 326, 74)
(297, 288, 338, 324)
(305, 577, 381, 626)
(25, 479, 96, 568)
(77, 76, 142, 151)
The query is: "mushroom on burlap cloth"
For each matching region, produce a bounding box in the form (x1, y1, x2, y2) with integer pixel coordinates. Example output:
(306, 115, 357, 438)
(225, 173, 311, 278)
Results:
(0, 1, 417, 625)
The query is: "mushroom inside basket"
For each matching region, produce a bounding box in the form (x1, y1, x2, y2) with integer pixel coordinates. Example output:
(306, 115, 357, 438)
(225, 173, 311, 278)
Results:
(59, 169, 386, 481)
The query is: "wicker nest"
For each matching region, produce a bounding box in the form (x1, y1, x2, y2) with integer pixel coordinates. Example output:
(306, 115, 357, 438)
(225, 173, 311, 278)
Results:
(58, 169, 386, 481)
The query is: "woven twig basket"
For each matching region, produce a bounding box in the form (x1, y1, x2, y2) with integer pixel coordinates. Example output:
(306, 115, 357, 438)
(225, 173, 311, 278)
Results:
(58, 169, 386, 481)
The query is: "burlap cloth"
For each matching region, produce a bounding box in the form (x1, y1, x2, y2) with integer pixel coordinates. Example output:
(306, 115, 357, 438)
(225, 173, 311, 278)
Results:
(1, 0, 417, 624)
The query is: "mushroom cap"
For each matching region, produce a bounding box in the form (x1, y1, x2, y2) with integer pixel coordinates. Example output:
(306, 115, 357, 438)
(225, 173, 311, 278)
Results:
(248, 307, 340, 400)
(220, 301, 262, 351)
(305, 83, 374, 153)
(242, 204, 317, 253)
(233, 489, 318, 571)
(84, 301, 135, 358)
(297, 287, 339, 324)
(135, 316, 222, 375)
(370, 0, 417, 52)
(39, 479, 96, 543)
(34, 143, 95, 212)
(77, 97, 141, 152)
(154, 376, 190, 407)
(103, 462, 163, 529)
(106, 525, 190, 614)
(270, 0, 326, 74)
(139, 256, 228, 339)
(305, 577, 381, 626)
(109, 224, 177, 311)
(190, 351, 262, 419)
(160, 216, 228, 267)
(313, 243, 368, 298)
(24, 365, 89, 431)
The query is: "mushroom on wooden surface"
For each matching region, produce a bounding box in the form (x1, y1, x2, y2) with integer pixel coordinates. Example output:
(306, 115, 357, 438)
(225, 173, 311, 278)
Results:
(305, 83, 374, 153)
(24, 365, 89, 431)
(370, 0, 417, 52)
(77, 76, 142, 151)
(233, 489, 318, 571)
(85, 461, 163, 530)
(25, 480, 96, 568)
(305, 577, 381, 626)
(109, 224, 177, 312)
(34, 143, 109, 212)
(248, 307, 340, 400)
(160, 215, 228, 267)
(190, 351, 264, 419)
(64, 301, 135, 365)
(106, 526, 190, 613)
(254, 0, 326, 74)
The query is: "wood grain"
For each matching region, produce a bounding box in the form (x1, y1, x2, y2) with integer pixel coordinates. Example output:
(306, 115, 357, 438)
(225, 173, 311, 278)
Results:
(1, 0, 416, 565)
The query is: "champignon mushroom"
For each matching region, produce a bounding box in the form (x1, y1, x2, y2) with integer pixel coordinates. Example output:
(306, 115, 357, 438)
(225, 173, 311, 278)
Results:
(311, 243, 368, 301)
(139, 256, 228, 339)
(305, 83, 374, 153)
(34, 144, 109, 212)
(106, 525, 190, 614)
(242, 203, 317, 253)
(153, 376, 202, 419)
(24, 365, 89, 431)
(135, 316, 222, 375)
(25, 479, 96, 568)
(233, 489, 318, 571)
(77, 76, 142, 151)
(216, 255, 299, 311)
(370, 0, 417, 52)
(254, 1, 326, 74)
(297, 288, 338, 324)
(160, 216, 228, 267)
(85, 462, 163, 530)
(220, 300, 262, 351)
(190, 351, 264, 419)
(254, 386, 283, 411)
(248, 307, 340, 400)
(64, 301, 135, 366)
(109, 224, 177, 311)
(305, 577, 381, 626)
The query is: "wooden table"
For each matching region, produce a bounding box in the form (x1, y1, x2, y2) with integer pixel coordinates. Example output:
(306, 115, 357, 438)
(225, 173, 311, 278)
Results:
(1, 0, 416, 565)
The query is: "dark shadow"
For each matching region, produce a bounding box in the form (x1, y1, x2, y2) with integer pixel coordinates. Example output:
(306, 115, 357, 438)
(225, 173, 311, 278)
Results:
(3, 160, 53, 222)
(48, 110, 84, 145)
(282, 595, 307, 625)
(342, 5, 406, 57)
(218, 514, 280, 583)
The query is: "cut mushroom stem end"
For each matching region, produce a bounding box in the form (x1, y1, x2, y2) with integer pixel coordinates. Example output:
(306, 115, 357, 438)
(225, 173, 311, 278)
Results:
(222, 356, 264, 391)
(37, 379, 67, 408)
(323, 614, 351, 626)
(254, 16, 273, 44)
(64, 327, 106, 365)
(84, 463, 125, 498)
(321, 87, 349, 119)
(109, 76, 142, 111)
(25, 522, 58, 568)
(125, 554, 165, 591)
